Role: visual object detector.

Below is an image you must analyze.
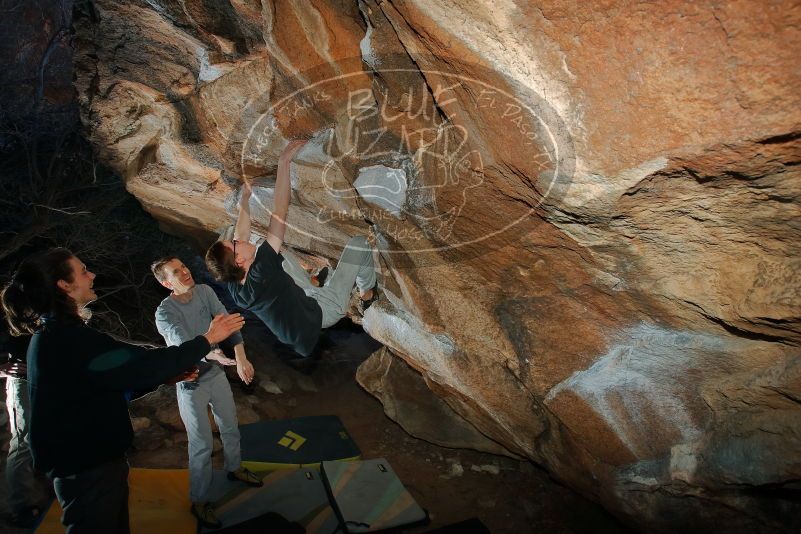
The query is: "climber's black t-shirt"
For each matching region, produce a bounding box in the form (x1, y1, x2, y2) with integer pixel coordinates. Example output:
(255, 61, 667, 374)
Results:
(227, 244, 322, 357)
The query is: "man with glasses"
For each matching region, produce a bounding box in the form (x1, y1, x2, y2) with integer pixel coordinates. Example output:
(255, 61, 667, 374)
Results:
(205, 140, 377, 358)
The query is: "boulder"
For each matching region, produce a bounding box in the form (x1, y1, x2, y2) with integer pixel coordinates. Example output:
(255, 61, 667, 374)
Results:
(72, 0, 801, 530)
(357, 347, 517, 456)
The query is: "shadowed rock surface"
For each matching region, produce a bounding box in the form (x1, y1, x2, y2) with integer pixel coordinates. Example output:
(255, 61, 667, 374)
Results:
(67, 0, 800, 530)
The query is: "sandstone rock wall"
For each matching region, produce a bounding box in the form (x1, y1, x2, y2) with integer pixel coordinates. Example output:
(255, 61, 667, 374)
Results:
(72, 0, 801, 530)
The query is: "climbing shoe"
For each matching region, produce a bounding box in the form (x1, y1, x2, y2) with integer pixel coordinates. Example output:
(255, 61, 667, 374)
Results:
(227, 467, 264, 487)
(358, 285, 379, 315)
(311, 266, 329, 287)
(191, 502, 222, 530)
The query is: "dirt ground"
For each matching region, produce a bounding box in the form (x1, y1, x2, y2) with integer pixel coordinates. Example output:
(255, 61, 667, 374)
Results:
(0, 321, 630, 533)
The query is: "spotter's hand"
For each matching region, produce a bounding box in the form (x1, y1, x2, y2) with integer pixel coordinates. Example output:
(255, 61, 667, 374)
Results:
(166, 365, 200, 384)
(204, 313, 245, 345)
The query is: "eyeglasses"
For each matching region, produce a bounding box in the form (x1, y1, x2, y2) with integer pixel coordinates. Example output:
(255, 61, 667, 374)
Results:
(232, 239, 238, 257)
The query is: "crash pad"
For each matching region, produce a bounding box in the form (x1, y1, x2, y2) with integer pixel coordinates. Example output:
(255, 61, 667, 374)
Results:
(321, 458, 429, 532)
(240, 415, 360, 471)
(37, 468, 194, 534)
(203, 466, 339, 533)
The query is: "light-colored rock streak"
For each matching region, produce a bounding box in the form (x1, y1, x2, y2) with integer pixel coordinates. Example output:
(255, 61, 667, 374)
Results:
(260, 2, 310, 86)
(363, 300, 456, 381)
(287, 0, 343, 77)
(401, 0, 577, 148)
(196, 46, 224, 83)
(546, 323, 729, 459)
(358, 1, 379, 69)
(551, 157, 669, 215)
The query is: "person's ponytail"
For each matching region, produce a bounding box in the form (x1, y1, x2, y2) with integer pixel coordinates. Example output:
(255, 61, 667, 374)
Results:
(1, 248, 77, 335)
(1, 282, 37, 336)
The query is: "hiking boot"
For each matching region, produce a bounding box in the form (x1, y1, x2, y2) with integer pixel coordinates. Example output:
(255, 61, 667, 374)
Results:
(191, 502, 222, 530)
(227, 467, 264, 487)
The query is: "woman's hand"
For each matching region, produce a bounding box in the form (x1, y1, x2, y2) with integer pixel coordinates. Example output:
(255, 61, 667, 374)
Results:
(204, 313, 245, 345)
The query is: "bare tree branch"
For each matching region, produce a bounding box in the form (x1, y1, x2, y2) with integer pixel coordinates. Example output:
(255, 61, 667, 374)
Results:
(30, 204, 91, 216)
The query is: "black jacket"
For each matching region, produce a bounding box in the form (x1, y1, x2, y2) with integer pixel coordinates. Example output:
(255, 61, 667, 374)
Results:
(27, 315, 210, 477)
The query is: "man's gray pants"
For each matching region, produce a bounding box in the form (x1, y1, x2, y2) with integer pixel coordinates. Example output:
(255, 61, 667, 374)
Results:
(5, 377, 38, 514)
(176, 366, 241, 503)
(282, 235, 377, 328)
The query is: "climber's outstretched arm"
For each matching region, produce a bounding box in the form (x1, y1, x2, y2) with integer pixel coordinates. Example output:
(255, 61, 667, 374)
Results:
(265, 139, 306, 253)
(233, 180, 252, 243)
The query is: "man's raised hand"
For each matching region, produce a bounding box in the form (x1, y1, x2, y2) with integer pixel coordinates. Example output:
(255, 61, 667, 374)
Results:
(204, 313, 245, 345)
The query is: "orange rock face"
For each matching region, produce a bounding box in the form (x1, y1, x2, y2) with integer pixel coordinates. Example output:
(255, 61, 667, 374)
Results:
(74, 0, 801, 530)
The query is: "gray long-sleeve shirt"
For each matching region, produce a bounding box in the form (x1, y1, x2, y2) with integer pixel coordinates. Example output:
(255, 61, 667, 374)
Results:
(155, 284, 243, 374)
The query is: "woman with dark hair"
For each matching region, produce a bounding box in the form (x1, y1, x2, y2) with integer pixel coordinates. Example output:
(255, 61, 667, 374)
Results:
(1, 248, 244, 533)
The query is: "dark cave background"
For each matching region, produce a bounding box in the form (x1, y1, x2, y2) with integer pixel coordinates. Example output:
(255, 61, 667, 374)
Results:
(0, 0, 195, 346)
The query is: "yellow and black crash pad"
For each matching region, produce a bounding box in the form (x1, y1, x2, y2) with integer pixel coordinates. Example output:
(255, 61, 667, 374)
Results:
(240, 415, 360, 472)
